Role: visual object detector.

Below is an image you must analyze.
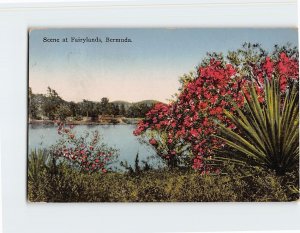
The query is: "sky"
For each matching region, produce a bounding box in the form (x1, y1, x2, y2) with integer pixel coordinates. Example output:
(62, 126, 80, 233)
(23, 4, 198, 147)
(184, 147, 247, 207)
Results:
(29, 28, 298, 103)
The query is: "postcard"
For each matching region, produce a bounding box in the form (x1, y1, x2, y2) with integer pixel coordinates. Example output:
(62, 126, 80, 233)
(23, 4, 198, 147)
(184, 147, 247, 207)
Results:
(28, 28, 299, 202)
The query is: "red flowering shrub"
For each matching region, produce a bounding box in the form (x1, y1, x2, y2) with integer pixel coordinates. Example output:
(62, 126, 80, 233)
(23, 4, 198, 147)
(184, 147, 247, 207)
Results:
(134, 44, 298, 171)
(251, 52, 298, 94)
(51, 121, 119, 173)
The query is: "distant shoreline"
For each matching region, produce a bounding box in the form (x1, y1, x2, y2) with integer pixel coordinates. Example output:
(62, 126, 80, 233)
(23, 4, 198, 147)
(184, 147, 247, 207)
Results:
(29, 118, 142, 126)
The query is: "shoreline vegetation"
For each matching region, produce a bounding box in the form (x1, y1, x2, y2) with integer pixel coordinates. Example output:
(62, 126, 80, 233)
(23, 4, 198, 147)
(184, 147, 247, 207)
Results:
(29, 86, 159, 124)
(29, 116, 142, 125)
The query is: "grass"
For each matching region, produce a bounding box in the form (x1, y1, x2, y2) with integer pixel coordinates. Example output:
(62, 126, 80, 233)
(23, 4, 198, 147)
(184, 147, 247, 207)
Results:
(27, 154, 299, 202)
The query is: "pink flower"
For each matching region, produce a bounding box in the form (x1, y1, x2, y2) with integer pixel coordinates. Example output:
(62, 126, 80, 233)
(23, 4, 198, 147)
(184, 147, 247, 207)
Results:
(149, 138, 157, 145)
(190, 129, 199, 138)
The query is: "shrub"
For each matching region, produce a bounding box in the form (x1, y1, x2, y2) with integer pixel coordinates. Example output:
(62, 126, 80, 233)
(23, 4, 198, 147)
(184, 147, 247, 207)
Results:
(28, 149, 52, 183)
(109, 118, 119, 124)
(217, 79, 299, 175)
(74, 115, 83, 121)
(28, 159, 88, 202)
(134, 44, 299, 171)
(50, 121, 119, 173)
(134, 59, 245, 170)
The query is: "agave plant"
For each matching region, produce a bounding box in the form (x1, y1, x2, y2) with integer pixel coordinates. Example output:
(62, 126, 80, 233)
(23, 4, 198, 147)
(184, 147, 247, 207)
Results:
(217, 79, 299, 175)
(28, 149, 52, 182)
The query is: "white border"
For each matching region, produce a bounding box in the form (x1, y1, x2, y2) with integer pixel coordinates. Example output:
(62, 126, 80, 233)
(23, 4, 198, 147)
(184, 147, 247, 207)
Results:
(0, 0, 298, 27)
(0, 1, 299, 233)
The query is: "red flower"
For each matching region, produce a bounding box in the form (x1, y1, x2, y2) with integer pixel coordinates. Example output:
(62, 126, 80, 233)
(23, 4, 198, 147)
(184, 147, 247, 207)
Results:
(149, 138, 158, 145)
(190, 129, 199, 138)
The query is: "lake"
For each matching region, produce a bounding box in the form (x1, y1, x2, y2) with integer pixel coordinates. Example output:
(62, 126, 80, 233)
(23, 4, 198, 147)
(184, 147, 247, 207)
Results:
(28, 124, 163, 170)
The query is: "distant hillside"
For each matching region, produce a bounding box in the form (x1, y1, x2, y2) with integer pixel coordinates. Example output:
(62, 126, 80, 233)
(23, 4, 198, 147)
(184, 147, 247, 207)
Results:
(111, 100, 161, 109)
(135, 100, 160, 106)
(111, 100, 131, 107)
(110, 100, 130, 104)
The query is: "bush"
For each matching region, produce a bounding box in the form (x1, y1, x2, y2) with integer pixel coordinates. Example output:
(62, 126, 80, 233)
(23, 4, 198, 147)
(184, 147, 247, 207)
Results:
(51, 121, 119, 173)
(217, 79, 299, 175)
(109, 118, 120, 124)
(74, 115, 83, 121)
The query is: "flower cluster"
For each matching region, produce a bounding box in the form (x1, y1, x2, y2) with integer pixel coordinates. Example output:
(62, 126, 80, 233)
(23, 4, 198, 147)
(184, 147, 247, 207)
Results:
(253, 52, 299, 93)
(134, 51, 298, 172)
(51, 121, 118, 173)
(134, 59, 245, 170)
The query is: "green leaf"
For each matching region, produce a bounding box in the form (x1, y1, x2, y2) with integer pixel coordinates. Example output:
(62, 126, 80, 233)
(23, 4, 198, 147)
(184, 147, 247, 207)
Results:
(217, 79, 299, 175)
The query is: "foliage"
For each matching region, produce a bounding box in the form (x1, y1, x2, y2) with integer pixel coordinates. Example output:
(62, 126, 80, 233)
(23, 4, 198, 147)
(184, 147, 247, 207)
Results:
(28, 158, 299, 202)
(28, 87, 39, 119)
(134, 53, 244, 169)
(217, 79, 299, 175)
(28, 149, 53, 183)
(109, 118, 120, 124)
(56, 103, 72, 120)
(79, 99, 95, 117)
(28, 89, 157, 120)
(120, 153, 153, 175)
(100, 97, 110, 115)
(50, 121, 119, 173)
(28, 150, 86, 202)
(42, 87, 63, 120)
(125, 102, 155, 118)
(134, 44, 299, 171)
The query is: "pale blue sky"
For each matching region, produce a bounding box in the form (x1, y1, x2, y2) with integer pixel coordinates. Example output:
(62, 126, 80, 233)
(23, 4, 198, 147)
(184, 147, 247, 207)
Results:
(29, 28, 298, 102)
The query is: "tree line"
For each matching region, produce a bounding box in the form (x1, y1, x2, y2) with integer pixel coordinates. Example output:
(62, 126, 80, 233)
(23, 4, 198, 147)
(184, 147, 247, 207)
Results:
(29, 87, 157, 120)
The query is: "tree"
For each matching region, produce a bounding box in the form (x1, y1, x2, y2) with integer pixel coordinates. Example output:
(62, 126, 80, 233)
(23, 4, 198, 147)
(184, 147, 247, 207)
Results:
(42, 87, 63, 120)
(126, 103, 154, 118)
(69, 101, 79, 117)
(80, 99, 94, 117)
(111, 104, 120, 116)
(120, 104, 126, 116)
(57, 103, 72, 121)
(28, 87, 39, 119)
(139, 103, 154, 117)
(94, 102, 102, 116)
(100, 97, 110, 115)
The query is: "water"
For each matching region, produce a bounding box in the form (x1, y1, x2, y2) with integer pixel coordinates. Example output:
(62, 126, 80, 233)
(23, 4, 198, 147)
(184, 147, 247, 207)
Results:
(28, 124, 162, 170)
